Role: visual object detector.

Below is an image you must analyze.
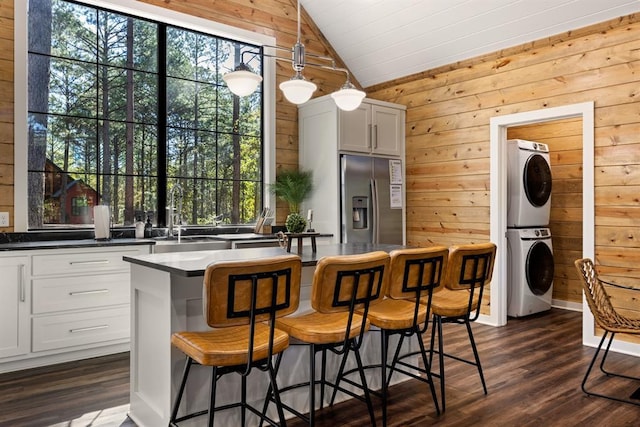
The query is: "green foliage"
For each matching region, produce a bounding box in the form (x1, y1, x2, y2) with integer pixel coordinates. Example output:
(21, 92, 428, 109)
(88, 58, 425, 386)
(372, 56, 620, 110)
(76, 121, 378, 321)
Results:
(285, 212, 307, 233)
(269, 169, 313, 213)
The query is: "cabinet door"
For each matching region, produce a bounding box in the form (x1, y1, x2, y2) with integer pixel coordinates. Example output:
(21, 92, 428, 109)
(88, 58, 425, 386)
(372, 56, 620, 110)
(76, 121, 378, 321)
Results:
(338, 103, 371, 153)
(0, 257, 29, 358)
(371, 105, 404, 156)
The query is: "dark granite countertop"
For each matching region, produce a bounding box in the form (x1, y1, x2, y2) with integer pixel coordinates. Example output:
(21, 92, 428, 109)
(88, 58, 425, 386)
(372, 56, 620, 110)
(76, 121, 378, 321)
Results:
(123, 243, 405, 277)
(0, 238, 155, 251)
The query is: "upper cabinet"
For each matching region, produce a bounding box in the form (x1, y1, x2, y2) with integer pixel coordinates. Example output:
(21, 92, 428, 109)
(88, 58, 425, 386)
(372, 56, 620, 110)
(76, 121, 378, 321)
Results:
(338, 100, 405, 157)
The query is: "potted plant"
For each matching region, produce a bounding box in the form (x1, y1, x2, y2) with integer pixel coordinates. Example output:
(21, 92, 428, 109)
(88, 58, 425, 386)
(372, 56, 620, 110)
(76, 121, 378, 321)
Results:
(269, 169, 313, 233)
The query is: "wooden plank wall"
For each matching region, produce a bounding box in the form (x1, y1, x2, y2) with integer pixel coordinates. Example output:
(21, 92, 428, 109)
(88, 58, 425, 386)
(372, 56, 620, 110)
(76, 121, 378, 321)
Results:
(0, 0, 14, 227)
(367, 14, 640, 317)
(507, 119, 583, 304)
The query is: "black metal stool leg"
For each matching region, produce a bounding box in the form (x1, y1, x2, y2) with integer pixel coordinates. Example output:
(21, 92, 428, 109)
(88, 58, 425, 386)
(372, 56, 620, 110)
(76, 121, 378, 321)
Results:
(416, 326, 440, 415)
(465, 319, 487, 394)
(309, 344, 316, 427)
(353, 347, 377, 427)
(170, 356, 193, 425)
(241, 374, 247, 427)
(380, 330, 389, 427)
(436, 315, 446, 412)
(267, 356, 288, 427)
(208, 366, 218, 427)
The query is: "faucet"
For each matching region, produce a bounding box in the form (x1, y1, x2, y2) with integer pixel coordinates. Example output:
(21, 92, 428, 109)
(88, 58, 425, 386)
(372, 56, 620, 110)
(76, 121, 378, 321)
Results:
(213, 213, 225, 227)
(167, 183, 183, 238)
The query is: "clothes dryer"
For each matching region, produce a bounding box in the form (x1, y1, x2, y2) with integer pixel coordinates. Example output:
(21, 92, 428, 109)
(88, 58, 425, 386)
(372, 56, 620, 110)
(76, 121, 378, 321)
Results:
(507, 139, 552, 227)
(507, 227, 554, 317)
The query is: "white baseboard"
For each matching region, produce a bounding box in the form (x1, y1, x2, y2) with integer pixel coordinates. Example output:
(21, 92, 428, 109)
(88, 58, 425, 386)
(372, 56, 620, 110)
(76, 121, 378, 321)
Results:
(552, 299, 582, 312)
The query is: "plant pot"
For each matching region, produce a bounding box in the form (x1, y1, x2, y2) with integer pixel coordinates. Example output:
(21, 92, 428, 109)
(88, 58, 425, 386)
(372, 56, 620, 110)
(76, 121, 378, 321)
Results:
(285, 212, 307, 233)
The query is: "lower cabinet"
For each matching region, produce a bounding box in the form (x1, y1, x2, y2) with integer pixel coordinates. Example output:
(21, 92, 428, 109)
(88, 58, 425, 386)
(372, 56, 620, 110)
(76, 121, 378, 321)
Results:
(32, 306, 130, 352)
(0, 244, 150, 373)
(0, 256, 29, 359)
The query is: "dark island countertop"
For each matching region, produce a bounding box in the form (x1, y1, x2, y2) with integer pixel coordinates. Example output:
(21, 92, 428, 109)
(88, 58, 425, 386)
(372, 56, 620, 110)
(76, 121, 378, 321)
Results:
(123, 243, 406, 277)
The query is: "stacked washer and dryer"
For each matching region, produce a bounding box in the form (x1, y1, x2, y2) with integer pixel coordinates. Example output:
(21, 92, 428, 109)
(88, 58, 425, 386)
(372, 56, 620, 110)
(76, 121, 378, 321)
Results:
(506, 139, 555, 317)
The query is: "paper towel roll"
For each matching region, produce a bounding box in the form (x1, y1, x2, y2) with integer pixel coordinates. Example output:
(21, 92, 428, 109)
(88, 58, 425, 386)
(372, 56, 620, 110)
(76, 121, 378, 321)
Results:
(94, 205, 111, 240)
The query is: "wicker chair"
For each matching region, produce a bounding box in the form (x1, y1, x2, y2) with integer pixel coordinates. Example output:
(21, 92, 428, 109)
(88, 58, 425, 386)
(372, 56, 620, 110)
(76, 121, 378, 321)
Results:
(574, 258, 640, 406)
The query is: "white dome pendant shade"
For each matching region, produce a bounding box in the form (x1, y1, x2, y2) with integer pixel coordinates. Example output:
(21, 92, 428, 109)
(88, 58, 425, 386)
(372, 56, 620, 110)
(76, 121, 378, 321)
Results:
(331, 82, 366, 111)
(221, 0, 365, 111)
(279, 76, 317, 105)
(223, 68, 263, 97)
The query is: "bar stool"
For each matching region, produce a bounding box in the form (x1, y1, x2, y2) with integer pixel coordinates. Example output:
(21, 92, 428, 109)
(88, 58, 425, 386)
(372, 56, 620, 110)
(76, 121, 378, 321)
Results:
(429, 242, 496, 412)
(169, 254, 302, 427)
(331, 246, 448, 425)
(271, 251, 390, 426)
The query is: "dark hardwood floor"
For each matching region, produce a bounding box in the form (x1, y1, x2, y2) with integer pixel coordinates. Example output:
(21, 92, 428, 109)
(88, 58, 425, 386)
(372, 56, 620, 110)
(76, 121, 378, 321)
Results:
(1, 308, 639, 426)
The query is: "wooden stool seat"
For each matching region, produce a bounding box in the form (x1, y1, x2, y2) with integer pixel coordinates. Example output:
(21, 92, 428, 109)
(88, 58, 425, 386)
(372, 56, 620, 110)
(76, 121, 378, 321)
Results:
(171, 324, 290, 366)
(362, 299, 428, 330)
(277, 312, 370, 345)
(430, 288, 480, 318)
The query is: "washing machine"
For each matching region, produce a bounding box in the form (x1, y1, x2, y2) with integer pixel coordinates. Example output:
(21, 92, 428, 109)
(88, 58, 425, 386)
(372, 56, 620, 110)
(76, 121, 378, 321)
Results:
(507, 139, 552, 227)
(507, 227, 554, 317)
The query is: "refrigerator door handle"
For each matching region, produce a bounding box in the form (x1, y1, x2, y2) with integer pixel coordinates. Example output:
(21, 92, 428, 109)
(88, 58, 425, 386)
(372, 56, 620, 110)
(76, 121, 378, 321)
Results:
(371, 178, 379, 244)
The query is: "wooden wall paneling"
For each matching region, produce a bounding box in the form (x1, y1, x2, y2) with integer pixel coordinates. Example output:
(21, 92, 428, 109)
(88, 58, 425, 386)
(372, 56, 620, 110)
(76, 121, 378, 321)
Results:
(0, 0, 12, 229)
(369, 13, 640, 319)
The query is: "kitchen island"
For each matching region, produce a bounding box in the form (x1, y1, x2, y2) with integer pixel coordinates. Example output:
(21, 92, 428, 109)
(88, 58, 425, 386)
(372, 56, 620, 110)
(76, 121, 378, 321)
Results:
(123, 243, 415, 427)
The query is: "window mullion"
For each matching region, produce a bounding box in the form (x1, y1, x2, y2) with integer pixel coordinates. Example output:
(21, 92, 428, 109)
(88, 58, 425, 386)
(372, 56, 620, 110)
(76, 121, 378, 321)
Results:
(157, 23, 168, 227)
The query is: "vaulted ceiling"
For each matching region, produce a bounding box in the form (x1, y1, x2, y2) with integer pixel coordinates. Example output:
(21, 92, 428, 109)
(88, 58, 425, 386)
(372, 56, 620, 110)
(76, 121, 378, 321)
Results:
(300, 0, 640, 88)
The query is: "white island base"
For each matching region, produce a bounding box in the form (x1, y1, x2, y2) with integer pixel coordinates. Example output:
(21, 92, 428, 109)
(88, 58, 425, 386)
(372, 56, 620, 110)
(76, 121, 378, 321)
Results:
(126, 246, 418, 427)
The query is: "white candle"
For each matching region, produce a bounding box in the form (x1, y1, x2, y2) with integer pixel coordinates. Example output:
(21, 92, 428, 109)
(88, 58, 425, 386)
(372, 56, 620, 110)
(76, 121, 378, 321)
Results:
(307, 209, 313, 221)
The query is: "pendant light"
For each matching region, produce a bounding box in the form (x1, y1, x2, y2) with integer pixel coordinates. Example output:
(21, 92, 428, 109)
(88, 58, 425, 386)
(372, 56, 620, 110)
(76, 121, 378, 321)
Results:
(223, 0, 365, 111)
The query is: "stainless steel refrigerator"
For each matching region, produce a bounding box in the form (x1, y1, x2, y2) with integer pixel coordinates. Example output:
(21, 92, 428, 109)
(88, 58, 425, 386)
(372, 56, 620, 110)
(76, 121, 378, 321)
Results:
(341, 154, 403, 244)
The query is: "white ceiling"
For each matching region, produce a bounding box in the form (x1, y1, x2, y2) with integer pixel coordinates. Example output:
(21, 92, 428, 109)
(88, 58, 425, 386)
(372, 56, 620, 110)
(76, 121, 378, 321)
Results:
(300, 0, 640, 88)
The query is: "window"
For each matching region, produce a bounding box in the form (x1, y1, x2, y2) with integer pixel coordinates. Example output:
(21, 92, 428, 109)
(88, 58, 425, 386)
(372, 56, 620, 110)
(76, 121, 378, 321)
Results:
(26, 0, 264, 229)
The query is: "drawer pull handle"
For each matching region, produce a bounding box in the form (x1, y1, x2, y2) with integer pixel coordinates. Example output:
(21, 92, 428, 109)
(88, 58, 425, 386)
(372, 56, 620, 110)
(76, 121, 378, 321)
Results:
(69, 260, 110, 265)
(19, 264, 26, 302)
(69, 325, 109, 333)
(69, 289, 110, 296)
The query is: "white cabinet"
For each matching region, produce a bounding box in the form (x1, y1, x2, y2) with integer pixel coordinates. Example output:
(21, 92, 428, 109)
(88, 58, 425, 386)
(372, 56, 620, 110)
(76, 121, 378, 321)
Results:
(0, 256, 28, 359)
(338, 100, 405, 156)
(0, 244, 150, 373)
(29, 247, 145, 353)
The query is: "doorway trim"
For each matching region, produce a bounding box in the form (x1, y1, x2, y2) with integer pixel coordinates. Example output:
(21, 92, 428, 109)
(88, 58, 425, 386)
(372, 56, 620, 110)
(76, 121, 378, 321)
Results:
(485, 103, 600, 335)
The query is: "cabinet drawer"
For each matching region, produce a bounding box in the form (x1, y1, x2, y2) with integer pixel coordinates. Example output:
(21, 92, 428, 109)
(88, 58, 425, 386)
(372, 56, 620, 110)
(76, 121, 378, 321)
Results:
(32, 307, 130, 352)
(32, 273, 130, 314)
(32, 249, 140, 276)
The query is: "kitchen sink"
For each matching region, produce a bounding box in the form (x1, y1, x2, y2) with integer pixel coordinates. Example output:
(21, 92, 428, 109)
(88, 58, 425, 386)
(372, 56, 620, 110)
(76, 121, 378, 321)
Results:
(151, 236, 229, 253)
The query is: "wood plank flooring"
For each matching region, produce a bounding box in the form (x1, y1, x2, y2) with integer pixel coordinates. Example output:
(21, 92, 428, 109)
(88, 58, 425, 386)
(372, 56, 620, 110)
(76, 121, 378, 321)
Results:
(1, 308, 639, 426)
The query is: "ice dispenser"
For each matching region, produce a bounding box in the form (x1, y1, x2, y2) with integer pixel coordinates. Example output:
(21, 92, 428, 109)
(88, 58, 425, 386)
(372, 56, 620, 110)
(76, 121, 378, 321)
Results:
(352, 196, 368, 229)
